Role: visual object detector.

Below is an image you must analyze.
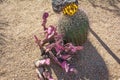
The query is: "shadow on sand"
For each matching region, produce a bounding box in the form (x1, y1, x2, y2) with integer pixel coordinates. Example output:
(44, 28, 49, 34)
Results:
(0, 20, 8, 56)
(88, 0, 120, 16)
(51, 40, 109, 80)
(0, 20, 8, 46)
(89, 28, 120, 64)
(0, 0, 2, 3)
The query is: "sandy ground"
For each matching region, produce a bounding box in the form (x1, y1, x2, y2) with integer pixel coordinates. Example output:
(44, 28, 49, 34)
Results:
(0, 0, 120, 80)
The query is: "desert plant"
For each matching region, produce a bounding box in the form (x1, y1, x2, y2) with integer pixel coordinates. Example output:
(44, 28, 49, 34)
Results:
(52, 0, 89, 46)
(58, 9, 89, 46)
(34, 12, 83, 80)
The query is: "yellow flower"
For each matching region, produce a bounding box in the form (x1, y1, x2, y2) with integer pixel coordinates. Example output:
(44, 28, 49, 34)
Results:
(63, 3, 78, 16)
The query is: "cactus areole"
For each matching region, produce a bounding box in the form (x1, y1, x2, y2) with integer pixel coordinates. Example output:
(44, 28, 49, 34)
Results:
(52, 0, 89, 45)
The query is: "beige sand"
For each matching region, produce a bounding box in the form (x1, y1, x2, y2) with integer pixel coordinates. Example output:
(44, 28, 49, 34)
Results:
(0, 0, 120, 80)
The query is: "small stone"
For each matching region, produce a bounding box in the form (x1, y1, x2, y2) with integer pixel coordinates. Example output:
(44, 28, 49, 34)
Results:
(52, 0, 78, 13)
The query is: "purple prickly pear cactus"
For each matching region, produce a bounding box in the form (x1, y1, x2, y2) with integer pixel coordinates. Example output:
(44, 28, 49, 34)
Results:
(34, 12, 84, 80)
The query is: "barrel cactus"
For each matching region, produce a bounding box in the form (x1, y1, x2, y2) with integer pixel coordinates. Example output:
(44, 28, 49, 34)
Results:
(58, 9, 89, 45)
(52, 0, 89, 45)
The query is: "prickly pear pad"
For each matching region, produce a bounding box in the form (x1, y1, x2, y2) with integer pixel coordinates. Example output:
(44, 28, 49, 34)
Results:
(34, 12, 83, 80)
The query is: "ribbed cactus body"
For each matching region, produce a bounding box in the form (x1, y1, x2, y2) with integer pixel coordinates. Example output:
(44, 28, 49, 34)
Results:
(58, 9, 89, 45)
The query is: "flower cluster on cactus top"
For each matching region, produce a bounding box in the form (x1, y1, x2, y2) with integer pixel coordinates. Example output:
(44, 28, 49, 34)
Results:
(34, 12, 83, 80)
(63, 3, 78, 16)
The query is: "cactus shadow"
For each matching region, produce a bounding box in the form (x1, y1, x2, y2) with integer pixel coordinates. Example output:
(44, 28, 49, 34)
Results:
(88, 0, 120, 16)
(0, 20, 8, 56)
(51, 40, 109, 80)
(0, 21, 8, 46)
(89, 28, 120, 64)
